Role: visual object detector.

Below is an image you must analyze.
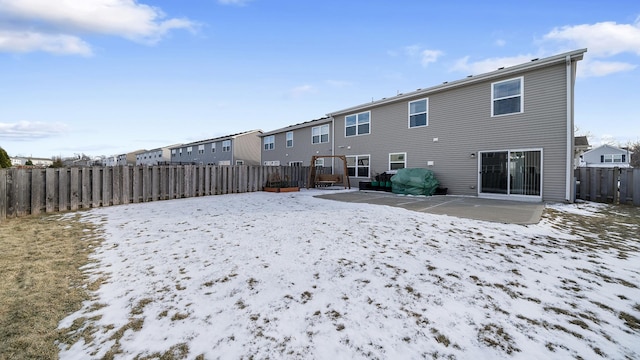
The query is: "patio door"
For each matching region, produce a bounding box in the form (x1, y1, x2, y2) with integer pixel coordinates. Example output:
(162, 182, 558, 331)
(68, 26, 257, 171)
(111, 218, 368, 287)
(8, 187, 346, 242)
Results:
(479, 149, 542, 199)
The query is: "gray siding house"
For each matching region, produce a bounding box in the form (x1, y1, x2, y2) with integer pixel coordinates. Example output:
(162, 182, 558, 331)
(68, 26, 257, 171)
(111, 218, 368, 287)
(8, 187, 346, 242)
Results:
(136, 145, 179, 166)
(260, 117, 334, 168)
(170, 130, 262, 166)
(326, 49, 586, 202)
(580, 144, 632, 168)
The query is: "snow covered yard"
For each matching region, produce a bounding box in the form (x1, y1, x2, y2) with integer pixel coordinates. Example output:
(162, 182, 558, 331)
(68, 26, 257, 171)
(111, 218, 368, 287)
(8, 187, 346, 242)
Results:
(57, 190, 640, 359)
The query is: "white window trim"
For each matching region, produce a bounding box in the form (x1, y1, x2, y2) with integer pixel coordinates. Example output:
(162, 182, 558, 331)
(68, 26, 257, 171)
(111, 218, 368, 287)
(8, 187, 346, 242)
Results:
(314, 158, 325, 167)
(211, 143, 216, 153)
(389, 152, 407, 171)
(312, 124, 330, 144)
(347, 154, 371, 178)
(408, 98, 428, 128)
(222, 140, 231, 152)
(491, 76, 524, 117)
(345, 111, 371, 137)
(286, 131, 294, 148)
(264, 135, 275, 151)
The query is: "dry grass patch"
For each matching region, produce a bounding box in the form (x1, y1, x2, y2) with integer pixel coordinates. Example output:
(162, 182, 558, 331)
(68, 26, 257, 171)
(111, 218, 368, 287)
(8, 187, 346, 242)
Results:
(0, 213, 101, 359)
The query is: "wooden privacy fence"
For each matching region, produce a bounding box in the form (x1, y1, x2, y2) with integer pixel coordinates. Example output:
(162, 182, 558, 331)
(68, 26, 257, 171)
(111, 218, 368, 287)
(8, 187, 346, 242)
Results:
(0, 165, 311, 221)
(575, 167, 640, 205)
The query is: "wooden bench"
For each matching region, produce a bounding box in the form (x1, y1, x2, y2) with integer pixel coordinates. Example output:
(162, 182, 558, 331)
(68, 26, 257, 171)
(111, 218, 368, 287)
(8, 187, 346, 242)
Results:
(315, 174, 342, 187)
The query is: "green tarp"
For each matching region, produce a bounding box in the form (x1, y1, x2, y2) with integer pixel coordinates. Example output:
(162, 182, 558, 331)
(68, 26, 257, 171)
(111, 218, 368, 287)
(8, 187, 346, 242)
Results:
(391, 168, 439, 196)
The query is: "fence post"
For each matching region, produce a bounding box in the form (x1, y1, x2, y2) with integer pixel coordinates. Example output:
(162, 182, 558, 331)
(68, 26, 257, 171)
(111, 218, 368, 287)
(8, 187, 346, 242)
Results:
(46, 168, 58, 213)
(81, 168, 91, 209)
(0, 169, 6, 221)
(59, 168, 70, 212)
(70, 168, 80, 211)
(112, 166, 121, 205)
(633, 168, 640, 206)
(31, 169, 44, 215)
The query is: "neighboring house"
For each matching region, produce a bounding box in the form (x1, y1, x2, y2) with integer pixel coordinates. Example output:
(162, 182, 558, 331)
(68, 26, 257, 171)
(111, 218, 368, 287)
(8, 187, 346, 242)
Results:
(136, 145, 179, 166)
(170, 130, 263, 165)
(9, 156, 54, 167)
(104, 156, 117, 167)
(262, 48, 586, 202)
(574, 136, 590, 167)
(117, 150, 146, 166)
(260, 117, 334, 168)
(580, 144, 632, 168)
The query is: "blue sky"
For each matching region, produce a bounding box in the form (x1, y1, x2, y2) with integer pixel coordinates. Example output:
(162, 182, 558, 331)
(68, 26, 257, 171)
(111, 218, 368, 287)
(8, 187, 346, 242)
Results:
(1, 0, 639, 158)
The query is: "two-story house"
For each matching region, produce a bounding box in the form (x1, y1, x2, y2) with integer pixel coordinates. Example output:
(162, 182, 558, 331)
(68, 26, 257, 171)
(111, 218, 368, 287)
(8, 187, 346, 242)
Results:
(580, 144, 632, 168)
(260, 49, 586, 202)
(136, 145, 180, 166)
(260, 117, 334, 169)
(170, 130, 262, 166)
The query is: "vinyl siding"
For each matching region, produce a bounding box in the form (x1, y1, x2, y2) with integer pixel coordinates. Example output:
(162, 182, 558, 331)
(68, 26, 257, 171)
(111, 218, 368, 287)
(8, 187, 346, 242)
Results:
(261, 121, 333, 167)
(234, 133, 262, 165)
(333, 62, 571, 201)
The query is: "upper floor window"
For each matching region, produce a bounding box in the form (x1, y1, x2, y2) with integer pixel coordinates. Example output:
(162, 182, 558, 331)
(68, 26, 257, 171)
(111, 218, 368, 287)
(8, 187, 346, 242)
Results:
(492, 77, 523, 116)
(389, 153, 407, 170)
(312, 124, 329, 144)
(211, 143, 216, 153)
(187, 146, 192, 156)
(264, 135, 275, 151)
(222, 140, 231, 152)
(345, 111, 370, 136)
(602, 154, 625, 163)
(409, 99, 428, 128)
(198, 145, 205, 154)
(171, 149, 176, 157)
(286, 131, 293, 148)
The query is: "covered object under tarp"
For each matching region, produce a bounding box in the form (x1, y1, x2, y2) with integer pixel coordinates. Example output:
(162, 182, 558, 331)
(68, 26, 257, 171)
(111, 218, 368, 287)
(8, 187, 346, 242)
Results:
(391, 168, 439, 196)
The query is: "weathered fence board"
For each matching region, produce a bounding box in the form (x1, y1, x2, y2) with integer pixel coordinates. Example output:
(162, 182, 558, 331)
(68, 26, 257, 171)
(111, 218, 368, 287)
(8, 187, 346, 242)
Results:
(575, 167, 639, 205)
(1, 165, 313, 221)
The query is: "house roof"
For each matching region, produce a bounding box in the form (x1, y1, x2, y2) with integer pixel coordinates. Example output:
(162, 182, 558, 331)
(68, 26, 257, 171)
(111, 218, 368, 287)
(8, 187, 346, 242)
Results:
(582, 144, 633, 156)
(170, 130, 263, 149)
(574, 136, 589, 147)
(260, 117, 332, 137)
(327, 48, 587, 117)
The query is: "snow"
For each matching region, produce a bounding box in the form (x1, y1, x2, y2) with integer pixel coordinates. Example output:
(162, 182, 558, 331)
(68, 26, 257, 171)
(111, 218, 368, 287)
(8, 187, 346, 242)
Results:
(58, 189, 640, 359)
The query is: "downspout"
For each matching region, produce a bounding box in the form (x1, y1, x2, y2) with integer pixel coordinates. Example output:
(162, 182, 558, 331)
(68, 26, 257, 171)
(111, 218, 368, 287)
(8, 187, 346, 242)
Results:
(565, 55, 574, 202)
(331, 117, 335, 174)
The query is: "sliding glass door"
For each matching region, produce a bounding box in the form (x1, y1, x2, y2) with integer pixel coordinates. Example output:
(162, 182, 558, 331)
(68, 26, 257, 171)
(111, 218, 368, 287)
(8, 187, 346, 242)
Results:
(480, 149, 541, 198)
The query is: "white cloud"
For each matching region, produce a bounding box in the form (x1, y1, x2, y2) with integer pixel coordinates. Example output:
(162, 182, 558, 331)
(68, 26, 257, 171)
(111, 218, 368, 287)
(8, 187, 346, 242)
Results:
(288, 84, 315, 98)
(404, 45, 421, 57)
(451, 54, 534, 75)
(495, 39, 506, 47)
(543, 19, 640, 57)
(452, 19, 640, 78)
(579, 59, 637, 77)
(0, 30, 92, 56)
(0, 121, 69, 140)
(0, 0, 197, 55)
(401, 45, 443, 67)
(325, 80, 352, 88)
(218, 0, 252, 5)
(420, 49, 443, 67)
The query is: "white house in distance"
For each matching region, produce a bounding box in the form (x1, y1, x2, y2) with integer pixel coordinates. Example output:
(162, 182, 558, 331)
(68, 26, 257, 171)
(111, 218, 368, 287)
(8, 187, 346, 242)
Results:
(580, 144, 632, 168)
(9, 156, 54, 167)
